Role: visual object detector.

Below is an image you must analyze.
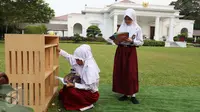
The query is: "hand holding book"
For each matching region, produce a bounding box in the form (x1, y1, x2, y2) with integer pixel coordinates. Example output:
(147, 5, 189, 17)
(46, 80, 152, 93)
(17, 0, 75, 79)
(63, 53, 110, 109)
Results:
(55, 76, 75, 87)
(109, 32, 129, 43)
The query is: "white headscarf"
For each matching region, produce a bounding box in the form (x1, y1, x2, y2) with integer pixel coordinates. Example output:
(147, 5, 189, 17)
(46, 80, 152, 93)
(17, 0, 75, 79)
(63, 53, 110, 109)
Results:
(73, 44, 100, 85)
(118, 8, 139, 38)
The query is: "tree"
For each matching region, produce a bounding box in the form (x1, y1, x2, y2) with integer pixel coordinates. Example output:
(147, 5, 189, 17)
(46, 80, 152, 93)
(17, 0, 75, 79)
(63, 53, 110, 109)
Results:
(73, 33, 83, 43)
(170, 0, 200, 29)
(24, 24, 47, 34)
(0, 0, 54, 24)
(86, 25, 102, 38)
(0, 0, 55, 34)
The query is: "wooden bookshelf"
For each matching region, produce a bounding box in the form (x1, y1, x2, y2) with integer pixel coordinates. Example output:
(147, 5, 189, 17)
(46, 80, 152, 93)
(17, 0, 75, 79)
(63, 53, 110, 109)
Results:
(5, 34, 59, 112)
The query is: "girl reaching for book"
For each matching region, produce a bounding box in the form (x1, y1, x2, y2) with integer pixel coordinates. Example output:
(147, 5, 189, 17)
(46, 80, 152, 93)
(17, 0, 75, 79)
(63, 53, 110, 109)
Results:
(112, 8, 144, 104)
(57, 44, 100, 111)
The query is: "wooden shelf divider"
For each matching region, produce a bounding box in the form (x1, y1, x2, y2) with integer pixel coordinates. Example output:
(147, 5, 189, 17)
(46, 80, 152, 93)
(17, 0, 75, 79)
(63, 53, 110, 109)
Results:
(45, 44, 58, 48)
(5, 34, 59, 112)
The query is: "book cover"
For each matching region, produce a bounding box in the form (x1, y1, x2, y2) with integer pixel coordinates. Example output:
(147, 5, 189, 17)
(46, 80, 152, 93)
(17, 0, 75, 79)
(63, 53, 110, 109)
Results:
(109, 32, 129, 41)
(64, 73, 81, 83)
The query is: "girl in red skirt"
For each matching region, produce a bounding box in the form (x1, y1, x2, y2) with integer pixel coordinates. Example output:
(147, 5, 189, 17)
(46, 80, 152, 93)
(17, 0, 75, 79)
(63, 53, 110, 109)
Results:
(112, 9, 144, 104)
(57, 44, 100, 111)
(0, 72, 9, 85)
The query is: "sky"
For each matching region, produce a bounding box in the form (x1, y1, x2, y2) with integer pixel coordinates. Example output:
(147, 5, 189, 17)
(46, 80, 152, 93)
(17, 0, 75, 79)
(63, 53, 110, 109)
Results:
(45, 0, 174, 17)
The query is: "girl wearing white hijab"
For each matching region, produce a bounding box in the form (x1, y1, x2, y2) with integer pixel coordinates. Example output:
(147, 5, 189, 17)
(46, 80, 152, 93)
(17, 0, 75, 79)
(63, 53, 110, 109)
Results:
(58, 44, 100, 111)
(112, 8, 143, 104)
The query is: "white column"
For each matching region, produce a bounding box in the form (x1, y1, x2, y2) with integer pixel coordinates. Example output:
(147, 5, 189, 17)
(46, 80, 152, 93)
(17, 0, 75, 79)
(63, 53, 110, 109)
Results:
(168, 17, 174, 42)
(82, 28, 86, 37)
(154, 16, 160, 41)
(22, 30, 24, 34)
(113, 14, 118, 33)
(103, 13, 107, 39)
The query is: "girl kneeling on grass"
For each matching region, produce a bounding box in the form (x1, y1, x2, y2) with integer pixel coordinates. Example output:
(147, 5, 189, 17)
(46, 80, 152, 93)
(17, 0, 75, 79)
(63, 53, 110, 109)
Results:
(57, 44, 100, 111)
(0, 72, 9, 85)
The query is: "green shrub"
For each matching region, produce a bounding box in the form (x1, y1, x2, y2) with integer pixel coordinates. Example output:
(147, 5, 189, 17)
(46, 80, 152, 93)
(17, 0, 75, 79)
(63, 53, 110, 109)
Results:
(143, 40, 165, 47)
(196, 38, 200, 44)
(24, 24, 47, 34)
(186, 38, 194, 43)
(86, 25, 102, 38)
(72, 33, 83, 43)
(174, 33, 188, 41)
(174, 36, 178, 41)
(98, 33, 103, 37)
(84, 37, 106, 42)
(95, 37, 106, 42)
(85, 37, 96, 41)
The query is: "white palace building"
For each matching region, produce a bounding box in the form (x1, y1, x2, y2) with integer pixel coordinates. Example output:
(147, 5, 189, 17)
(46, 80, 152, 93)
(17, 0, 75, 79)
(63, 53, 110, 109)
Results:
(49, 0, 194, 45)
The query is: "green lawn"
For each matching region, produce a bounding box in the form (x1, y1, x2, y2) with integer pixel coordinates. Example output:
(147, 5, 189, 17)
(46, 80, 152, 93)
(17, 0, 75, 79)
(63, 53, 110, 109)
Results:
(0, 43, 200, 112)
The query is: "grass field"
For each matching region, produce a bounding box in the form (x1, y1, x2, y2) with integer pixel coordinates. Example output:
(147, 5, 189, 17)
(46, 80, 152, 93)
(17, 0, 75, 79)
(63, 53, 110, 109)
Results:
(0, 43, 200, 112)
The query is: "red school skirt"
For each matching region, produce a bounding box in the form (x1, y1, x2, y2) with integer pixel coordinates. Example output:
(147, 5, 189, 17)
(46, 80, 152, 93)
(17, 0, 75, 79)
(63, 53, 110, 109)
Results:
(59, 86, 99, 111)
(112, 45, 139, 95)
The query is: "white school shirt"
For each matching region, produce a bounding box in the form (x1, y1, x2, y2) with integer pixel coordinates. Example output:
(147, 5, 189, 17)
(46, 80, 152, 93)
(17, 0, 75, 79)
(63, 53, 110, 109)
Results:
(120, 27, 144, 46)
(59, 49, 99, 93)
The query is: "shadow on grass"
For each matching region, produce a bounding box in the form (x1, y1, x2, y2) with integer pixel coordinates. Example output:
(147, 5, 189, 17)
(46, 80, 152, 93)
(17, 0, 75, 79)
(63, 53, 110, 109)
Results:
(48, 85, 200, 112)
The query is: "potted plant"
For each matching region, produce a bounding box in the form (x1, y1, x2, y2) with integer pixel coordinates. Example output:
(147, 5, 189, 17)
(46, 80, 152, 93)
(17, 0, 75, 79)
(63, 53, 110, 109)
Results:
(178, 33, 187, 42)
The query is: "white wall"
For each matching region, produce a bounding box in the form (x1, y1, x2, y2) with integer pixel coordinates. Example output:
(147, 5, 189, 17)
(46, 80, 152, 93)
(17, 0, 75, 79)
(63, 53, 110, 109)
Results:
(138, 17, 155, 39)
(68, 13, 104, 37)
(162, 18, 170, 37)
(175, 20, 194, 37)
(103, 13, 113, 40)
(162, 18, 194, 38)
(85, 13, 104, 37)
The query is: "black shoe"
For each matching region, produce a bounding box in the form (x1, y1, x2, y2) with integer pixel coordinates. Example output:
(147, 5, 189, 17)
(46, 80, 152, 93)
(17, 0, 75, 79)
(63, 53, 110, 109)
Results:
(118, 95, 128, 101)
(131, 97, 139, 104)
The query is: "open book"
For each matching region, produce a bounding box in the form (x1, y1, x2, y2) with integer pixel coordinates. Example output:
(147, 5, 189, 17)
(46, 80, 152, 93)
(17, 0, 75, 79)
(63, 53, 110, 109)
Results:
(55, 76, 67, 85)
(109, 32, 129, 41)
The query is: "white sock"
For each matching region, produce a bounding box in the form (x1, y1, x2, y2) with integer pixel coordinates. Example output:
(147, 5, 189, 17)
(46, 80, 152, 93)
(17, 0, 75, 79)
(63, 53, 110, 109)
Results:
(132, 94, 136, 97)
(80, 104, 94, 111)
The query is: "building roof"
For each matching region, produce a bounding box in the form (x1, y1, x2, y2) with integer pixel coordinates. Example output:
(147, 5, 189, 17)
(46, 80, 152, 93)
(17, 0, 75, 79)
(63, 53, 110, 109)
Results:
(52, 15, 68, 21)
(46, 24, 68, 31)
(119, 0, 135, 3)
(52, 13, 82, 21)
(193, 30, 200, 36)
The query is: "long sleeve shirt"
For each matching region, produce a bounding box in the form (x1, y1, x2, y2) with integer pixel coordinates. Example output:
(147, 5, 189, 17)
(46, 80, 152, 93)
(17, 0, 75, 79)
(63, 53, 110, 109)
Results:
(120, 27, 144, 46)
(59, 50, 99, 93)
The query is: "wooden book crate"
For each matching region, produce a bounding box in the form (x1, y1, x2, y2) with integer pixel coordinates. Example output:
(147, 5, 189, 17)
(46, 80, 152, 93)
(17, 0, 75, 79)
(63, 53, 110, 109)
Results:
(5, 34, 59, 112)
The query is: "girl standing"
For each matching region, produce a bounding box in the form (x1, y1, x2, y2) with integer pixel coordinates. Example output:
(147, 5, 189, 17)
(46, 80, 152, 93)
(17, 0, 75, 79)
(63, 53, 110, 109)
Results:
(112, 9, 144, 104)
(58, 44, 100, 111)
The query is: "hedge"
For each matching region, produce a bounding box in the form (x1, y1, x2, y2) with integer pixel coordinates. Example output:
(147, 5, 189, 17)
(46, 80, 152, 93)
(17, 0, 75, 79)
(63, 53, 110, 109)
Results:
(174, 37, 195, 43)
(60, 36, 107, 42)
(24, 24, 47, 34)
(196, 38, 200, 44)
(194, 44, 200, 47)
(186, 38, 194, 43)
(143, 40, 165, 47)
